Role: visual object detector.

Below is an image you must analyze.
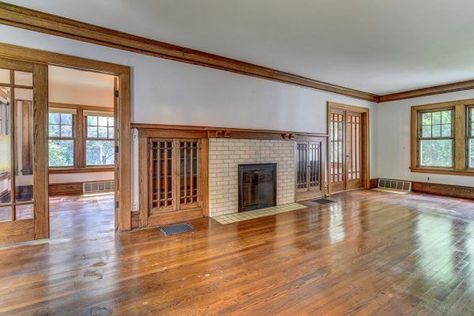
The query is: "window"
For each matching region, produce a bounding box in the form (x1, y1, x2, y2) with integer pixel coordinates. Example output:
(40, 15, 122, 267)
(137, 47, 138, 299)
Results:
(418, 109, 453, 167)
(86, 115, 115, 166)
(411, 100, 474, 175)
(469, 107, 474, 168)
(48, 111, 74, 167)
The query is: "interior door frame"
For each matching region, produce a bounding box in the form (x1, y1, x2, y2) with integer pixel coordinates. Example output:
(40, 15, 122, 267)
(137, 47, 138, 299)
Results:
(327, 102, 370, 194)
(0, 43, 133, 232)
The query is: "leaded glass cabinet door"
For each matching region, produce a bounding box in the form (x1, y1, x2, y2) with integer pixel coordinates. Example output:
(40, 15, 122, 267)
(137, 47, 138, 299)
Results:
(0, 58, 48, 244)
(296, 141, 323, 201)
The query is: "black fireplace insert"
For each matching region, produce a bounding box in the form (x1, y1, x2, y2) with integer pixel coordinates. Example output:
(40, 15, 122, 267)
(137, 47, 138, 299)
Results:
(238, 163, 277, 212)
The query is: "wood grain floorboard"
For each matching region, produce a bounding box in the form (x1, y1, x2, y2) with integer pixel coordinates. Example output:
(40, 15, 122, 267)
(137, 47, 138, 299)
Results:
(0, 190, 474, 315)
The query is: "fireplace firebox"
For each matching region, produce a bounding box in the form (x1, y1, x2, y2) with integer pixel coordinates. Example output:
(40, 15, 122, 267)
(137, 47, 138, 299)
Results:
(238, 163, 277, 212)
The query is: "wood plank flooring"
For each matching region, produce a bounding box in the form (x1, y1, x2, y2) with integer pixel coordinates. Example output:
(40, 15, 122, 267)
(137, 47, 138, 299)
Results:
(1, 190, 474, 315)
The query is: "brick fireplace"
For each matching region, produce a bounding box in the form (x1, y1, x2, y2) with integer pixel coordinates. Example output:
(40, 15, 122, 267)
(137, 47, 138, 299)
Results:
(208, 138, 295, 216)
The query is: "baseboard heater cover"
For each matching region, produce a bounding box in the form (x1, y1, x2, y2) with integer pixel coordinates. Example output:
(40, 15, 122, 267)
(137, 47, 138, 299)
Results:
(83, 181, 115, 194)
(373, 178, 412, 194)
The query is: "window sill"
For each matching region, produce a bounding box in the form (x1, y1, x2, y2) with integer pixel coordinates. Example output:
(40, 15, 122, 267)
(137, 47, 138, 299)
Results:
(49, 166, 114, 174)
(410, 167, 474, 177)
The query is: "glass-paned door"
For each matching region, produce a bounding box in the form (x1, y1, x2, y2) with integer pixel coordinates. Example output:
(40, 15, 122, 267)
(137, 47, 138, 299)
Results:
(0, 58, 48, 244)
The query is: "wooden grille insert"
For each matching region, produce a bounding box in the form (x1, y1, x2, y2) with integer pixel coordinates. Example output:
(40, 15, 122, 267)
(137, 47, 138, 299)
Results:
(179, 141, 199, 206)
(150, 140, 173, 209)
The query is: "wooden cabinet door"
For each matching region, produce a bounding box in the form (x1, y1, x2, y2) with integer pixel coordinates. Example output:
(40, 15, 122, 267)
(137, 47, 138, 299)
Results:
(141, 138, 204, 226)
(296, 141, 323, 201)
(0, 58, 48, 244)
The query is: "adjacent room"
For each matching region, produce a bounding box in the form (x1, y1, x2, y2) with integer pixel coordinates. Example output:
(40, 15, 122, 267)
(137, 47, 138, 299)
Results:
(48, 66, 116, 240)
(0, 1, 473, 315)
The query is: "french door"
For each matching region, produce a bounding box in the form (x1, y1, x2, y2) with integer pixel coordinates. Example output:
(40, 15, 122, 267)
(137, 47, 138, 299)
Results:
(295, 140, 324, 201)
(329, 109, 363, 193)
(0, 58, 48, 243)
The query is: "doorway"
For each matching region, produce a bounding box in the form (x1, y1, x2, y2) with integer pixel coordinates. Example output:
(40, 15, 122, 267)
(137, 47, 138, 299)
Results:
(47, 65, 116, 239)
(0, 43, 131, 245)
(327, 102, 370, 194)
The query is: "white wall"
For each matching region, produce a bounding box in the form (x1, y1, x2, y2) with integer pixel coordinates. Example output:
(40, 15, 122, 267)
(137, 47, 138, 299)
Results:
(376, 90, 474, 187)
(0, 25, 377, 207)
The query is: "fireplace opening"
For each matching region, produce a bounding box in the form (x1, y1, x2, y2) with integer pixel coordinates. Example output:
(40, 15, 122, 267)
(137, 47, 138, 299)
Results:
(238, 163, 276, 212)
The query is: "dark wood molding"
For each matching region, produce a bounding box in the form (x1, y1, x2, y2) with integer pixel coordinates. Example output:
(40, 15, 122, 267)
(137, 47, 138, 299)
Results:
(49, 166, 115, 174)
(369, 178, 378, 189)
(48, 182, 83, 196)
(132, 123, 328, 141)
(412, 181, 474, 200)
(0, 3, 378, 102)
(379, 80, 474, 103)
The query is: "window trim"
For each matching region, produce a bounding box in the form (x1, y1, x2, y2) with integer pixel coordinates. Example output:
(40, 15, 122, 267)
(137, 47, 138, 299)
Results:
(410, 99, 474, 176)
(48, 103, 114, 172)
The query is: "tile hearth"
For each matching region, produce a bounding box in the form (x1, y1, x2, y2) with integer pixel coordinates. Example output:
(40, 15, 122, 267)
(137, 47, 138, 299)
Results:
(212, 202, 306, 224)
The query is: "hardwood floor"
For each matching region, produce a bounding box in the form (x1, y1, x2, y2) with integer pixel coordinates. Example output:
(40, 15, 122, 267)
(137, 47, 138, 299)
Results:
(1, 190, 474, 315)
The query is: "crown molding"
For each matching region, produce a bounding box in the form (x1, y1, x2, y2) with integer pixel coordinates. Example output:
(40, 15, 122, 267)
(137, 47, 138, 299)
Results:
(0, 2, 379, 102)
(379, 80, 474, 102)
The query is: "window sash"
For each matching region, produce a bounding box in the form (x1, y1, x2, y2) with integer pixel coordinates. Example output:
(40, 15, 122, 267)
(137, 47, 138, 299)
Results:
(416, 108, 454, 168)
(86, 114, 114, 140)
(417, 109, 454, 140)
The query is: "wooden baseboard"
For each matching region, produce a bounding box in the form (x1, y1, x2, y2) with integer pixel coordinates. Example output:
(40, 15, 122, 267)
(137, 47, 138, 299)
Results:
(49, 182, 84, 196)
(369, 178, 379, 189)
(412, 182, 474, 200)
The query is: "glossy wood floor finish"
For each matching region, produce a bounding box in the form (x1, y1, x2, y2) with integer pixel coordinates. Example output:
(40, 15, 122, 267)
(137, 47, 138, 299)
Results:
(1, 191, 474, 315)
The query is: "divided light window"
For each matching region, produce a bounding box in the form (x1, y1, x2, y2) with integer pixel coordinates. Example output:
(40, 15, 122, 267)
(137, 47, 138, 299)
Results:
(86, 115, 115, 166)
(411, 100, 474, 175)
(48, 111, 74, 167)
(418, 109, 453, 168)
(469, 107, 474, 168)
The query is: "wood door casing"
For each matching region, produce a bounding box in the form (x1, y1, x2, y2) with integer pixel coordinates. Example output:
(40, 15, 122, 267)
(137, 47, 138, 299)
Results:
(328, 102, 369, 194)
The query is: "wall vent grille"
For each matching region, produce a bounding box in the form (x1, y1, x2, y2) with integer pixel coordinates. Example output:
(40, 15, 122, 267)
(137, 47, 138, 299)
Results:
(374, 178, 412, 194)
(83, 181, 114, 194)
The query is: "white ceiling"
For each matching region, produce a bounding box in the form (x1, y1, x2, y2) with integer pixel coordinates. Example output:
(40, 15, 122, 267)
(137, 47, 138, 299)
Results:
(49, 66, 114, 107)
(7, 0, 474, 95)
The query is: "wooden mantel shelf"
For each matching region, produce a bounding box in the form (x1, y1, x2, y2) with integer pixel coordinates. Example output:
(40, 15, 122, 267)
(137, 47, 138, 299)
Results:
(131, 123, 328, 141)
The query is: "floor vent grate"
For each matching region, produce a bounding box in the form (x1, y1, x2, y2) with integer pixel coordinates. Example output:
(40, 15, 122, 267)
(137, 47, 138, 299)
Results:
(312, 198, 335, 205)
(160, 223, 194, 236)
(83, 181, 115, 194)
(373, 178, 412, 194)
